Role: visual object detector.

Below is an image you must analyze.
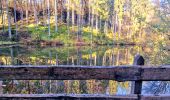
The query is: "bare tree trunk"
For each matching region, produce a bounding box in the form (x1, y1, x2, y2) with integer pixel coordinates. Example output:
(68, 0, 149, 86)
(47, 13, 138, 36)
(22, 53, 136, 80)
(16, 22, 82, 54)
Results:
(99, 16, 102, 32)
(14, 0, 18, 36)
(47, 0, 51, 37)
(114, 13, 118, 39)
(33, 0, 38, 28)
(104, 20, 108, 34)
(7, 0, 12, 39)
(91, 8, 94, 45)
(95, 14, 98, 30)
(118, 20, 121, 39)
(26, 0, 29, 32)
(88, 0, 91, 26)
(67, 0, 70, 36)
(20, 7, 24, 27)
(55, 0, 58, 32)
(77, 0, 82, 41)
(72, 4, 75, 26)
(1, 0, 5, 33)
(43, 0, 47, 27)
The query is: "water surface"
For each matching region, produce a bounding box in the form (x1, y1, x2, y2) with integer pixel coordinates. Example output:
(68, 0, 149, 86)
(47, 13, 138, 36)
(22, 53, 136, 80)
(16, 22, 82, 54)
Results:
(0, 45, 169, 95)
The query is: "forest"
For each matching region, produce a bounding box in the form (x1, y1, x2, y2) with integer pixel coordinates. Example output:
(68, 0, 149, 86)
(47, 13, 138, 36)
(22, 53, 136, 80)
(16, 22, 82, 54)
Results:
(0, 0, 169, 47)
(0, 0, 170, 97)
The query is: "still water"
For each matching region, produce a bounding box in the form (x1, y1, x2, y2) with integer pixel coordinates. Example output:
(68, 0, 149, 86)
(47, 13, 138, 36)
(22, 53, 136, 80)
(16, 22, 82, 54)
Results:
(0, 45, 169, 95)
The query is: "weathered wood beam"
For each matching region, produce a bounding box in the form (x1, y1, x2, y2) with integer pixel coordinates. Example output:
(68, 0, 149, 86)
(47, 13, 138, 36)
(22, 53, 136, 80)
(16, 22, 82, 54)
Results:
(140, 95, 170, 100)
(0, 65, 170, 81)
(1, 94, 170, 100)
(0, 94, 138, 100)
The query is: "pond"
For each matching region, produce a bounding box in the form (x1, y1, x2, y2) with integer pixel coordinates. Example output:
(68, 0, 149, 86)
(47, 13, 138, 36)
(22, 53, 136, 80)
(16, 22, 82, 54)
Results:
(0, 45, 169, 95)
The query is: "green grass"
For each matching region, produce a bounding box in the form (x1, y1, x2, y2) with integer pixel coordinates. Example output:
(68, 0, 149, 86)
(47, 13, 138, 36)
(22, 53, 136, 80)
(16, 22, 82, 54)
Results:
(27, 23, 120, 45)
(0, 21, 140, 46)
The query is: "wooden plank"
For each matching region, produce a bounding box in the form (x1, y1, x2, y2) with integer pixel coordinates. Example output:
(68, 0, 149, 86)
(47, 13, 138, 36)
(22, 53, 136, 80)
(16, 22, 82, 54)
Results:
(140, 95, 170, 100)
(0, 94, 138, 100)
(2, 94, 170, 100)
(0, 65, 170, 81)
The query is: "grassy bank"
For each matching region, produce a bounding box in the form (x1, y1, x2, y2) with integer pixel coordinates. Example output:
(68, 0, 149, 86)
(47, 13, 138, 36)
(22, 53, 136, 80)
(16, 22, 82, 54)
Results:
(27, 23, 137, 46)
(0, 17, 168, 47)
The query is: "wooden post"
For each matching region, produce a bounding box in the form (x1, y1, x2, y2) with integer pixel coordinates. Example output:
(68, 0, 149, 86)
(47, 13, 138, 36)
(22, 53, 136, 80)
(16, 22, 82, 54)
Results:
(131, 54, 144, 94)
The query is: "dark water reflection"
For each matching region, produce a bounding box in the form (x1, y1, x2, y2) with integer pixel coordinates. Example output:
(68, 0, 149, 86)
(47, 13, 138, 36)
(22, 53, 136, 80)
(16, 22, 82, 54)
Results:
(0, 45, 169, 95)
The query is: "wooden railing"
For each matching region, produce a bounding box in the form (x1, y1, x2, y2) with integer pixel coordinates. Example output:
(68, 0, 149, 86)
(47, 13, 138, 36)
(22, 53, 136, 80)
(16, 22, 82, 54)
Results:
(0, 55, 170, 100)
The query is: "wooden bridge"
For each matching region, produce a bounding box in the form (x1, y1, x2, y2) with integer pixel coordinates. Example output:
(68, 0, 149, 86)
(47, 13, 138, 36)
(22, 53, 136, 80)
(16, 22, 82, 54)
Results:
(0, 55, 170, 100)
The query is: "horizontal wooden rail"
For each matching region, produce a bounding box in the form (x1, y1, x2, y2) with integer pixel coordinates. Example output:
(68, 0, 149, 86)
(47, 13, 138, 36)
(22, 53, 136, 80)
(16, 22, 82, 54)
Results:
(0, 65, 169, 81)
(0, 94, 137, 100)
(0, 94, 170, 100)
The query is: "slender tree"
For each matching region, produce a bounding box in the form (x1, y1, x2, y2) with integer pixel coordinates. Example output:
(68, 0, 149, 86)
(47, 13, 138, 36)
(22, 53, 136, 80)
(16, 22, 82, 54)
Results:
(55, 0, 58, 32)
(71, 0, 75, 26)
(67, 0, 70, 36)
(47, 0, 51, 37)
(14, 0, 18, 36)
(7, 0, 12, 39)
(26, 0, 29, 32)
(33, 0, 38, 28)
(0, 0, 5, 33)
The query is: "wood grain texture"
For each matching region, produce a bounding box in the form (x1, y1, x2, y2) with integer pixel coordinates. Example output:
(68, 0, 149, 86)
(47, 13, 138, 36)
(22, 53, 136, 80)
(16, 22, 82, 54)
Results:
(0, 65, 170, 81)
(1, 94, 170, 100)
(0, 94, 138, 100)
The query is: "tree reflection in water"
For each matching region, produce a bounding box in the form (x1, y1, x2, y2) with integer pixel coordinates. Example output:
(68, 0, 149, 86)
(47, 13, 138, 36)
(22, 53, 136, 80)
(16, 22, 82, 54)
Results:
(143, 81, 170, 94)
(0, 46, 169, 94)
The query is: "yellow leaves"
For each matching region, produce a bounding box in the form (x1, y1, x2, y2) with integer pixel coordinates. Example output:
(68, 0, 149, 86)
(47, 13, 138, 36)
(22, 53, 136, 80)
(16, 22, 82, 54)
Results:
(28, 24, 36, 28)
(72, 80, 80, 94)
(106, 33, 114, 39)
(83, 27, 99, 36)
(0, 56, 11, 65)
(82, 52, 97, 59)
(109, 80, 117, 95)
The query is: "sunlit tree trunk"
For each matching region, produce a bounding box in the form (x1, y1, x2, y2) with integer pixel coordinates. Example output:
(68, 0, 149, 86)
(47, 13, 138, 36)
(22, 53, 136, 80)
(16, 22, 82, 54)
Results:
(116, 49, 120, 65)
(43, 0, 47, 27)
(114, 13, 118, 39)
(88, 0, 91, 26)
(47, 0, 51, 37)
(33, 0, 38, 28)
(109, 0, 115, 42)
(99, 17, 102, 30)
(7, 0, 12, 39)
(104, 20, 108, 34)
(67, 0, 70, 36)
(91, 8, 94, 45)
(95, 14, 98, 30)
(77, 0, 82, 41)
(55, 0, 58, 32)
(89, 48, 92, 66)
(118, 20, 121, 39)
(14, 0, 18, 36)
(72, 4, 75, 26)
(1, 0, 5, 33)
(26, 0, 29, 32)
(20, 4, 24, 26)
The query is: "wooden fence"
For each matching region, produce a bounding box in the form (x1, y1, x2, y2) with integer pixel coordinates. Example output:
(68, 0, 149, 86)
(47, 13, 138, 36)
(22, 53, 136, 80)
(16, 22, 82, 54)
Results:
(0, 55, 169, 100)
